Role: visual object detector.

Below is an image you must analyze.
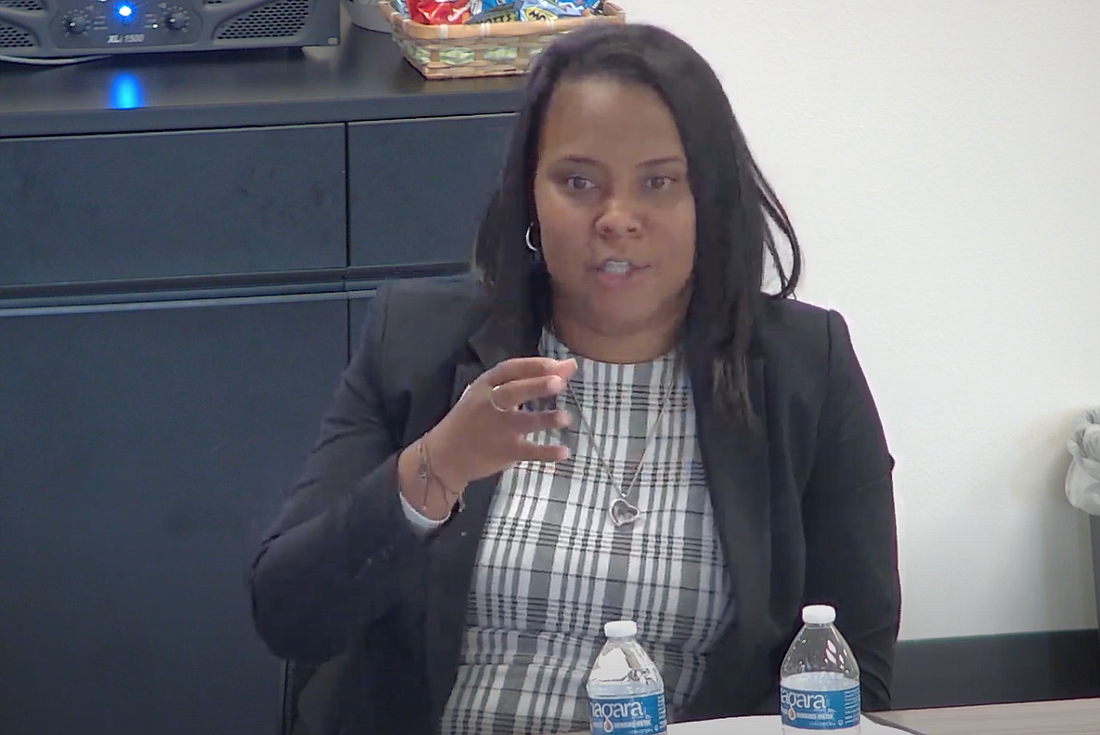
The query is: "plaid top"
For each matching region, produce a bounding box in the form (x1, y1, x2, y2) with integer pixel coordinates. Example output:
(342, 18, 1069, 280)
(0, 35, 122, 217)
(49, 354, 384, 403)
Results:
(439, 330, 734, 735)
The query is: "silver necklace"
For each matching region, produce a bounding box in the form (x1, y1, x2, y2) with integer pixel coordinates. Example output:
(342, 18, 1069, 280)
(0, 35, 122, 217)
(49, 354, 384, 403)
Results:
(564, 352, 681, 529)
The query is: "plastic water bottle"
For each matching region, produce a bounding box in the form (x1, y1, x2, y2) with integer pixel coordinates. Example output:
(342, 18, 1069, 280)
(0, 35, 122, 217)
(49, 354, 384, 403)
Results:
(780, 605, 861, 734)
(586, 620, 668, 735)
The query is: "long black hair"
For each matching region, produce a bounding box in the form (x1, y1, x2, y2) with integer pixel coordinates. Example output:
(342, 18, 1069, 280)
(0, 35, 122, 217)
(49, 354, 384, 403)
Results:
(473, 22, 801, 425)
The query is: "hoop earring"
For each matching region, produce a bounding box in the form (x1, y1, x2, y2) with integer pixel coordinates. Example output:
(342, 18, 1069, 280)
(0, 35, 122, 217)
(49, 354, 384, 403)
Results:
(525, 223, 542, 257)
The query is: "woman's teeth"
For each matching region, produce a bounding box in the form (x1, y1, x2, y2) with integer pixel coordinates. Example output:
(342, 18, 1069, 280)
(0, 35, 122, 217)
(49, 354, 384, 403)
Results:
(601, 260, 631, 274)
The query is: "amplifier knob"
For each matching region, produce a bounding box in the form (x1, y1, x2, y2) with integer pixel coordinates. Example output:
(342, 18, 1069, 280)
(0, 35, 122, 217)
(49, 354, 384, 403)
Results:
(65, 11, 90, 34)
(165, 10, 190, 30)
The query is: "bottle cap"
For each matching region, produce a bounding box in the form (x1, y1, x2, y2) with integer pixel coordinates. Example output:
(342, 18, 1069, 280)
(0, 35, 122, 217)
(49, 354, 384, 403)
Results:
(604, 620, 638, 638)
(802, 605, 836, 625)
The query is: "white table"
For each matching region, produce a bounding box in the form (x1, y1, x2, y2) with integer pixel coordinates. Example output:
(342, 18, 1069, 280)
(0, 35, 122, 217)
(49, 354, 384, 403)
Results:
(567, 699, 1100, 734)
(878, 698, 1100, 735)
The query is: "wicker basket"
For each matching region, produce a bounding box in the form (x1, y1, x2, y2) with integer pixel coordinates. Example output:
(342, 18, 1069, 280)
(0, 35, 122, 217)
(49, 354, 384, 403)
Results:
(376, 1, 625, 80)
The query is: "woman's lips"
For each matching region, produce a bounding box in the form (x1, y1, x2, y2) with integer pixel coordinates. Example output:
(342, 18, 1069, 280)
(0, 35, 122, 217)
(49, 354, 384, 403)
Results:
(592, 264, 650, 289)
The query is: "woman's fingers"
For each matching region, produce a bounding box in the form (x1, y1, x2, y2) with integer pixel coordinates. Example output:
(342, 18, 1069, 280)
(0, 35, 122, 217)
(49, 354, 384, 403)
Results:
(515, 438, 570, 463)
(506, 408, 571, 435)
(486, 357, 574, 387)
(490, 374, 566, 411)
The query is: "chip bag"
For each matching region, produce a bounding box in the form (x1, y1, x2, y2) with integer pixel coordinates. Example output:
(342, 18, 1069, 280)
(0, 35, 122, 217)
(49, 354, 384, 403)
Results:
(469, 0, 513, 12)
(465, 0, 604, 24)
(408, 0, 471, 24)
(552, 0, 604, 15)
(517, 0, 603, 20)
(516, 0, 567, 21)
(467, 0, 521, 23)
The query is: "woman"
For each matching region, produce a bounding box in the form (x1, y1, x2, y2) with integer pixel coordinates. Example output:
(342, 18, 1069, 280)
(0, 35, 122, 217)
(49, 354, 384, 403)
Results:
(250, 21, 901, 735)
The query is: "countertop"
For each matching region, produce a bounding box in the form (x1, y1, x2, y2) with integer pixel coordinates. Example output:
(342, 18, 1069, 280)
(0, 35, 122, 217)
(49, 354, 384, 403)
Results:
(0, 12, 525, 137)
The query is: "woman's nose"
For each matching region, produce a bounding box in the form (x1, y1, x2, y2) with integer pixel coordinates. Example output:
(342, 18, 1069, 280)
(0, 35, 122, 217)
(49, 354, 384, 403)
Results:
(595, 200, 643, 238)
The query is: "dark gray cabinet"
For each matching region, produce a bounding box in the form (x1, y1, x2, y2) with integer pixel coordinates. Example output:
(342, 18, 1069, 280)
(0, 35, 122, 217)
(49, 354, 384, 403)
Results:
(0, 124, 347, 287)
(0, 295, 346, 735)
(348, 114, 515, 269)
(0, 35, 519, 731)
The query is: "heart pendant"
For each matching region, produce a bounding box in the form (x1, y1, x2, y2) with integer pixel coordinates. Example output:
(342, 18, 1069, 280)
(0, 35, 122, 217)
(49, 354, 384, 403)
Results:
(608, 497, 642, 528)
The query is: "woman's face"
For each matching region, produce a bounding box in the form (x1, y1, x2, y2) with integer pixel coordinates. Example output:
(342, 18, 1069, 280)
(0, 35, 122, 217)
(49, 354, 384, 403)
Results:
(533, 77, 696, 341)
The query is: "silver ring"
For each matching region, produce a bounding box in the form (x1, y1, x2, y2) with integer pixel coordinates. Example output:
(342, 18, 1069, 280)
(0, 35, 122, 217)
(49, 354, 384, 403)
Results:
(489, 385, 510, 413)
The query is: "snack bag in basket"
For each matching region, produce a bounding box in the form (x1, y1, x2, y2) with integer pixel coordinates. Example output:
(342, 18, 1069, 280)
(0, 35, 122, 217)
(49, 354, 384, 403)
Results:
(408, 0, 471, 24)
(465, 0, 604, 23)
(517, 0, 570, 20)
(553, 0, 604, 15)
(467, 0, 521, 23)
(469, 0, 513, 11)
(516, 0, 600, 20)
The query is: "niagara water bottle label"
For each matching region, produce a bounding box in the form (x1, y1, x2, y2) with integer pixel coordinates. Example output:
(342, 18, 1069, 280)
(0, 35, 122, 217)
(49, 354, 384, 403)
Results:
(588, 693, 667, 735)
(780, 683, 860, 730)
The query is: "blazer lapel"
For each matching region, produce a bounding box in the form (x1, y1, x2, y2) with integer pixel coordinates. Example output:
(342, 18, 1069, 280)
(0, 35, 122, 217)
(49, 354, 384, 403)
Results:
(685, 331, 775, 709)
(424, 310, 538, 721)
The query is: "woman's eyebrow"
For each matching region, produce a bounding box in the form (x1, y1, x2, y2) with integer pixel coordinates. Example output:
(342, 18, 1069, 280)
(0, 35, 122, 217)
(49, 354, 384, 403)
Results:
(551, 155, 685, 167)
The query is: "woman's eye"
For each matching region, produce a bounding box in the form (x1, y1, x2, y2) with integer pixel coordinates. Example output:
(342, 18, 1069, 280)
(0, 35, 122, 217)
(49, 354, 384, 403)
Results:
(646, 176, 674, 190)
(566, 176, 594, 191)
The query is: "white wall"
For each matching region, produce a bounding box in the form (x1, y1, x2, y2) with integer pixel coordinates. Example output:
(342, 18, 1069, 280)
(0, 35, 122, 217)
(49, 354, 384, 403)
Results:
(619, 0, 1100, 640)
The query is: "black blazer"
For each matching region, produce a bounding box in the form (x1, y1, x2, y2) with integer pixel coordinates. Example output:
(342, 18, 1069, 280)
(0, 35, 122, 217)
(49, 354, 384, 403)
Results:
(250, 276, 901, 735)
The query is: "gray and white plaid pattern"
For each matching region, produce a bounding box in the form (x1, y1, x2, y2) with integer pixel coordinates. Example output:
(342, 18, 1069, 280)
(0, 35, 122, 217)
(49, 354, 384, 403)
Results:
(439, 330, 734, 735)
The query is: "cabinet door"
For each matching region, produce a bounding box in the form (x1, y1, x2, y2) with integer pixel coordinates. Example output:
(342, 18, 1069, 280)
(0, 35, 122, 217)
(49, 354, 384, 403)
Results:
(347, 114, 515, 269)
(0, 124, 346, 288)
(0, 294, 347, 735)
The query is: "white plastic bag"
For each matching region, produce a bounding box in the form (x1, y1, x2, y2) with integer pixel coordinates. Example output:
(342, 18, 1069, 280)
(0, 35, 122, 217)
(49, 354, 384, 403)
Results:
(1066, 407, 1100, 515)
